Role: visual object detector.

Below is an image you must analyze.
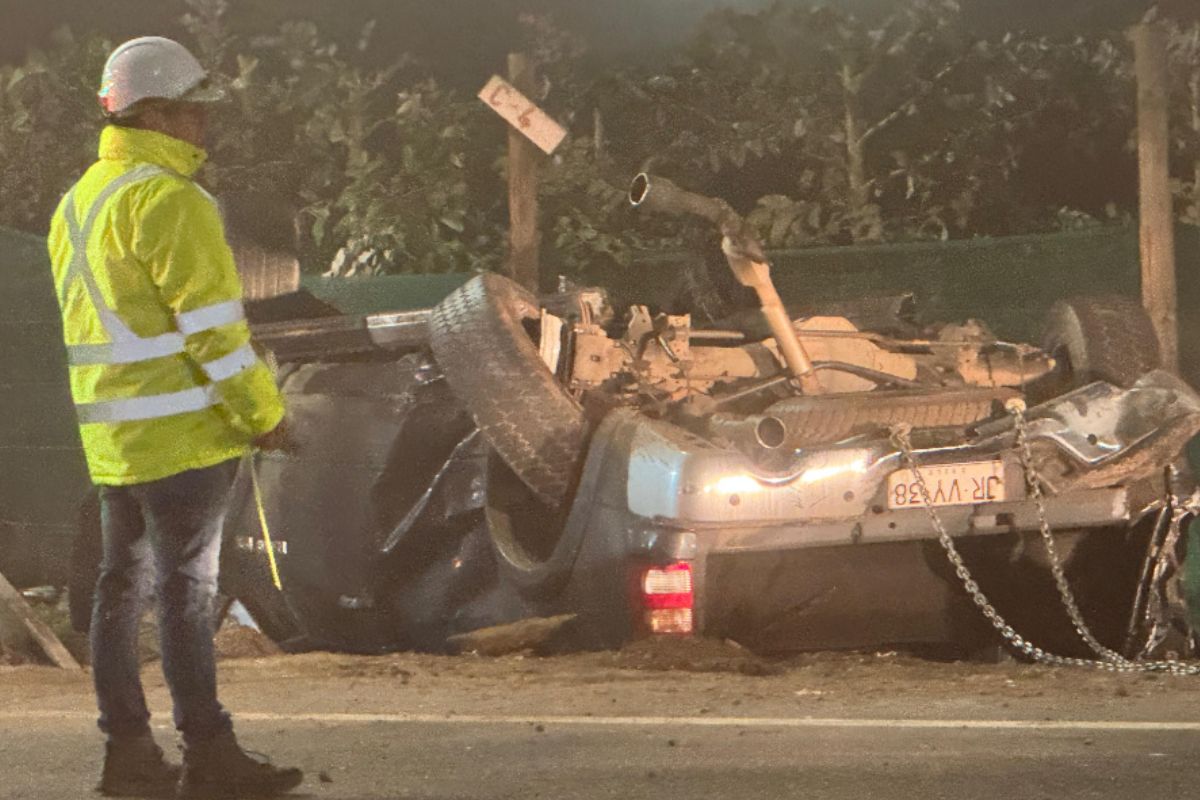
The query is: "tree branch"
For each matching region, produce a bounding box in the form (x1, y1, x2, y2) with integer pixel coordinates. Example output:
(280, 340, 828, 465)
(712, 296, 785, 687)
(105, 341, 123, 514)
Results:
(857, 60, 957, 147)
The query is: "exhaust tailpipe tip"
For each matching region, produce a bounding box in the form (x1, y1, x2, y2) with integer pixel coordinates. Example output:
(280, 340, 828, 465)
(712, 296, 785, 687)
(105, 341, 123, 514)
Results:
(755, 416, 787, 450)
(705, 413, 789, 454)
(629, 173, 651, 207)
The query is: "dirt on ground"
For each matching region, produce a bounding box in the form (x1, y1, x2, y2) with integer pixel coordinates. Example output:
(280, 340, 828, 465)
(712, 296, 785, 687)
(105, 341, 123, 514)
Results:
(214, 624, 283, 660)
(4, 634, 1200, 734)
(7, 589, 1199, 716)
(0, 647, 26, 666)
(8, 594, 282, 667)
(226, 638, 1193, 711)
(611, 637, 786, 676)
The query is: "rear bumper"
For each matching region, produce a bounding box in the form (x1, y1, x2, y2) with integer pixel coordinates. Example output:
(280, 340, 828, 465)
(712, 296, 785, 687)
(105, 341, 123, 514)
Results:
(631, 485, 1140, 557)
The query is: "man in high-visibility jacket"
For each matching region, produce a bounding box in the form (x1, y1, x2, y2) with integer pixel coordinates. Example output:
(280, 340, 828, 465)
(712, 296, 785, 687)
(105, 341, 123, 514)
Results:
(48, 37, 303, 798)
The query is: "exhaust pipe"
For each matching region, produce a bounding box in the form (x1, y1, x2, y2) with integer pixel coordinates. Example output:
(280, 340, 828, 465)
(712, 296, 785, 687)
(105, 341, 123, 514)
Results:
(629, 173, 735, 225)
(707, 413, 789, 454)
(629, 174, 821, 394)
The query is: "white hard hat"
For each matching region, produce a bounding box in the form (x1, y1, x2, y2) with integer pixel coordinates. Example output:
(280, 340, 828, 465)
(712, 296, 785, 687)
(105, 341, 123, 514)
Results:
(99, 36, 225, 117)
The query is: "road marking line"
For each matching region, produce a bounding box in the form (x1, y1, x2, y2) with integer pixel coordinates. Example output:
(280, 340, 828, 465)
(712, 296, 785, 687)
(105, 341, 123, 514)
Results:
(4, 710, 1200, 732)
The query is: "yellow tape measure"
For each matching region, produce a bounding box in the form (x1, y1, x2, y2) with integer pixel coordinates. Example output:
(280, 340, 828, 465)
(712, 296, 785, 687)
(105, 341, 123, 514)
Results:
(248, 454, 283, 591)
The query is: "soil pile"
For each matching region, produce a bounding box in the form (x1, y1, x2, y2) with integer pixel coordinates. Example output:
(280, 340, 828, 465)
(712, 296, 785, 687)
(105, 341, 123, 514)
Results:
(614, 637, 784, 676)
(0, 644, 27, 666)
(215, 624, 283, 660)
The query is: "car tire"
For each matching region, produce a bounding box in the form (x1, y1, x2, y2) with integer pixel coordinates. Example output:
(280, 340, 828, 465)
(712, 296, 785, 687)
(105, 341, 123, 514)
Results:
(1042, 295, 1161, 388)
(429, 272, 589, 507)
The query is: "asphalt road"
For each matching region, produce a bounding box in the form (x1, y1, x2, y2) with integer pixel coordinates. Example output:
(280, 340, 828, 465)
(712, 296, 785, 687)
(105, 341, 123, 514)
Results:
(3, 648, 1200, 799)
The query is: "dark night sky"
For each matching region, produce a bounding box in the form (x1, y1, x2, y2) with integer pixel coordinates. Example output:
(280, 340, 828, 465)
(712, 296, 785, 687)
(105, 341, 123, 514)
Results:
(0, 0, 1190, 78)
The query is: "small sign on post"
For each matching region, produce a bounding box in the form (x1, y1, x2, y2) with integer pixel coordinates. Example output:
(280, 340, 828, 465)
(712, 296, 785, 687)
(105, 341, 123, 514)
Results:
(478, 56, 567, 291)
(478, 74, 567, 156)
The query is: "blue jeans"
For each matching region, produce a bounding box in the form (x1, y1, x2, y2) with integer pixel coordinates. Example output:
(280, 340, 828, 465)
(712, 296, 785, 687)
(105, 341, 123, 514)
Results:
(92, 459, 238, 745)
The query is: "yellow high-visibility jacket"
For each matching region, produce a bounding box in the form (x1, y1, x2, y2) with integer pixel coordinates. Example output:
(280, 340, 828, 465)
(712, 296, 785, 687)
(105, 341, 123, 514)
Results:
(47, 125, 285, 486)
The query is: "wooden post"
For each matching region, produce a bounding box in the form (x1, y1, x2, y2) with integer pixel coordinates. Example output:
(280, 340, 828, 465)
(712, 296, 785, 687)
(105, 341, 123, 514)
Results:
(1133, 23, 1179, 370)
(506, 53, 541, 292)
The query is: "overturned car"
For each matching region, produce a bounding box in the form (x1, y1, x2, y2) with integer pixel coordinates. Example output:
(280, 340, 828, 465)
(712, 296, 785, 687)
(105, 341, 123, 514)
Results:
(68, 177, 1200, 662)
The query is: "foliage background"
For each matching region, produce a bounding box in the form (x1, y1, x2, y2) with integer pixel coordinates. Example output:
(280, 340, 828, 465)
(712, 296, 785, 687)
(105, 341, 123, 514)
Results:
(0, 0, 1197, 282)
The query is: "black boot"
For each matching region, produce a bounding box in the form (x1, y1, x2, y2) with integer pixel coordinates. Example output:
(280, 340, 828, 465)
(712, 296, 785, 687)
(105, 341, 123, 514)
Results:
(97, 734, 181, 798)
(177, 731, 303, 798)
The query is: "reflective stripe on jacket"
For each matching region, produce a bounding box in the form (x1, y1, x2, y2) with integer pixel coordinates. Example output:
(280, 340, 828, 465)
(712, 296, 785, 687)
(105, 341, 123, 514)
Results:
(47, 126, 285, 485)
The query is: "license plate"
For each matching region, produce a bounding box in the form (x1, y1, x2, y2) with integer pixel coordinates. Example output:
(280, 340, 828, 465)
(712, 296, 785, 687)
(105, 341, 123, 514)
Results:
(887, 460, 1006, 509)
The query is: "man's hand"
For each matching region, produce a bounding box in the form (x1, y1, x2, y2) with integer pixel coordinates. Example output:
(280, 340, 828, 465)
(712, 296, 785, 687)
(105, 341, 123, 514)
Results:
(254, 419, 298, 453)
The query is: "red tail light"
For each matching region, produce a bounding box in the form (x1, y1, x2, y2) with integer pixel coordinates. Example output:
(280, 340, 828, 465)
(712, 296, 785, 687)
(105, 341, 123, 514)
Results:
(641, 563, 693, 608)
(645, 608, 694, 635)
(638, 563, 694, 635)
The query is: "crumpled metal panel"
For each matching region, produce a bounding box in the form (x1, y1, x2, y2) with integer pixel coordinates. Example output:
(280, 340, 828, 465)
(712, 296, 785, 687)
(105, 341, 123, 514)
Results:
(1017, 369, 1200, 489)
(1017, 371, 1200, 466)
(242, 353, 486, 651)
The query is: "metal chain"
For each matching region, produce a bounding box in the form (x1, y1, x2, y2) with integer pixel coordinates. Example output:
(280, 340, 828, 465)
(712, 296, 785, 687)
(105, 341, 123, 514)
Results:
(1124, 503, 1172, 656)
(1135, 466, 1197, 659)
(890, 410, 1200, 675)
(1009, 404, 1132, 665)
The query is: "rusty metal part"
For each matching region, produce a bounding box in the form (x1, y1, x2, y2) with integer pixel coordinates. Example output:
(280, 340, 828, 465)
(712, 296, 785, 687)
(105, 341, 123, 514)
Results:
(767, 327, 1020, 349)
(954, 346, 1056, 387)
(629, 173, 821, 393)
(687, 346, 765, 381)
(776, 316, 918, 394)
(572, 329, 631, 389)
(687, 329, 747, 342)
(573, 312, 770, 402)
(766, 386, 1018, 448)
(812, 361, 923, 389)
(709, 375, 792, 409)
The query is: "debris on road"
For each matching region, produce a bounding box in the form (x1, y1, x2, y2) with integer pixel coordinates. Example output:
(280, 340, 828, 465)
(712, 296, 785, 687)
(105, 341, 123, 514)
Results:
(0, 571, 79, 670)
(614, 637, 783, 676)
(446, 615, 577, 657)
